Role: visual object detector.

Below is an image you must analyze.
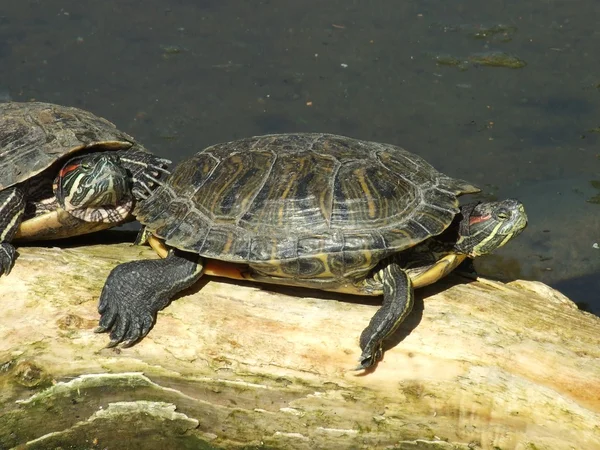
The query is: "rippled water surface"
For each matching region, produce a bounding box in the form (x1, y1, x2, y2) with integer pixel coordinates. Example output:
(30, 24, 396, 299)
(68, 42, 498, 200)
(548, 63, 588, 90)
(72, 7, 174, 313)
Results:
(1, 0, 598, 313)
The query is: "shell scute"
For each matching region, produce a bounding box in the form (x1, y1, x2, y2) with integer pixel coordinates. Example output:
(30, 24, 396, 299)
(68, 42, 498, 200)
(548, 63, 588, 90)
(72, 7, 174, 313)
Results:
(239, 150, 336, 234)
(137, 133, 480, 279)
(1, 102, 135, 189)
(194, 150, 276, 223)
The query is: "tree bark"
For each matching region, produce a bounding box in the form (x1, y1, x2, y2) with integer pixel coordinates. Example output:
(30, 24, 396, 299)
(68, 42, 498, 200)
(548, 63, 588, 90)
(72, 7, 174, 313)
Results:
(1, 236, 598, 450)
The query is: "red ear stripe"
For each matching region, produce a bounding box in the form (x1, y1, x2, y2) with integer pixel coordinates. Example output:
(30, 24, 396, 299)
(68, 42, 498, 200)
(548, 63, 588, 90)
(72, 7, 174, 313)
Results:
(469, 214, 491, 226)
(59, 164, 80, 178)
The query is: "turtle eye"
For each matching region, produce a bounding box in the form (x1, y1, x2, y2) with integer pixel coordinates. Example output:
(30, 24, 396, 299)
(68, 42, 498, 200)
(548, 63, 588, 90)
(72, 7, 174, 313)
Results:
(81, 162, 92, 170)
(495, 208, 511, 220)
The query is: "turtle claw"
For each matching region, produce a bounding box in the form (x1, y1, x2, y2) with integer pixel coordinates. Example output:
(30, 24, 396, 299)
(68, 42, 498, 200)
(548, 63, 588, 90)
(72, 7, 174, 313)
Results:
(118, 152, 170, 202)
(355, 345, 383, 371)
(132, 187, 149, 200)
(141, 173, 164, 187)
(96, 252, 202, 349)
(353, 358, 374, 372)
(96, 258, 173, 348)
(121, 339, 137, 348)
(147, 158, 171, 175)
(106, 339, 120, 348)
(120, 321, 144, 347)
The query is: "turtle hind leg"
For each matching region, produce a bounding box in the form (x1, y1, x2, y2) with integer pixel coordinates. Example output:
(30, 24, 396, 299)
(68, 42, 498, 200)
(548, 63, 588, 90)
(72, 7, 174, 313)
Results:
(356, 262, 414, 370)
(0, 185, 26, 276)
(96, 250, 204, 346)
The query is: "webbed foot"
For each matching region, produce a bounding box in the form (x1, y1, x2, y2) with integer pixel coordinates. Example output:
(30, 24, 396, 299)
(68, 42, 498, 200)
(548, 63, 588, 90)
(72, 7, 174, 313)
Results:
(96, 260, 161, 346)
(96, 251, 203, 346)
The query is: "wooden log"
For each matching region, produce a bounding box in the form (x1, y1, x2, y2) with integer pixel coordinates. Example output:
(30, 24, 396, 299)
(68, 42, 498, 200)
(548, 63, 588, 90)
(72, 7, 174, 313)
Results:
(0, 237, 598, 449)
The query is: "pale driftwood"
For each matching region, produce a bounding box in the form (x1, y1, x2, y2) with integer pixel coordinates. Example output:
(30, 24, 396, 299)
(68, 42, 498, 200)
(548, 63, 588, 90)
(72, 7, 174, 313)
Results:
(0, 239, 598, 450)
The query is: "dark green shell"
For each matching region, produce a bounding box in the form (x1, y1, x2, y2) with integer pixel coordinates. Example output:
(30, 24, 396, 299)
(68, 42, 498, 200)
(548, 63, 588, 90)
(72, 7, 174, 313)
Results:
(0, 101, 136, 190)
(137, 134, 480, 279)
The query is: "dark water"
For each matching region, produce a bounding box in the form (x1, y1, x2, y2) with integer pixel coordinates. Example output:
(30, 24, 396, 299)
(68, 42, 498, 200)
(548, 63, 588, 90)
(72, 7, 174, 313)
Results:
(0, 0, 598, 313)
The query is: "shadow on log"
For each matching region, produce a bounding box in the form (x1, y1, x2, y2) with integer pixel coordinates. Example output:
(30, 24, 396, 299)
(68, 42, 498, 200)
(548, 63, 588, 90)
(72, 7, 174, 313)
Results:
(1, 238, 599, 449)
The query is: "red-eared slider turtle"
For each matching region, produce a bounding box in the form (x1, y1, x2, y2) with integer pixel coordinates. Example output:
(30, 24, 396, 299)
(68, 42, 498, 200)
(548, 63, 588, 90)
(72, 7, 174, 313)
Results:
(0, 101, 170, 276)
(96, 133, 527, 369)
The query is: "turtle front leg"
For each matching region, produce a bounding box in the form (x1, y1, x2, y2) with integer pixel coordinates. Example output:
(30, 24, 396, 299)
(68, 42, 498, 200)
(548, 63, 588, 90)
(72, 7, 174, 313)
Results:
(116, 150, 171, 200)
(0, 186, 26, 276)
(357, 262, 414, 370)
(96, 250, 204, 346)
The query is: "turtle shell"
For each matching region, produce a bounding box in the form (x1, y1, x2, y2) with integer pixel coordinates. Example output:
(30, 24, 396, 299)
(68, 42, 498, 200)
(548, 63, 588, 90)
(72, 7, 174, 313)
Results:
(137, 134, 480, 279)
(0, 101, 138, 190)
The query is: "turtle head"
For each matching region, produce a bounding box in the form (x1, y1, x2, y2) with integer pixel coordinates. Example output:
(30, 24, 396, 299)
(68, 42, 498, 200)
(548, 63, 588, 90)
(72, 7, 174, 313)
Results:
(54, 152, 133, 223)
(455, 199, 527, 257)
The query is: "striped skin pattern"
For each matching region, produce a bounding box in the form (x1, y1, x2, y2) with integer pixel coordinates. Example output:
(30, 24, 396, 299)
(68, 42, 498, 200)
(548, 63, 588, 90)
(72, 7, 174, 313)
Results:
(54, 153, 133, 223)
(0, 102, 134, 191)
(98, 133, 527, 369)
(359, 263, 413, 366)
(137, 134, 480, 287)
(0, 102, 170, 272)
(0, 185, 25, 275)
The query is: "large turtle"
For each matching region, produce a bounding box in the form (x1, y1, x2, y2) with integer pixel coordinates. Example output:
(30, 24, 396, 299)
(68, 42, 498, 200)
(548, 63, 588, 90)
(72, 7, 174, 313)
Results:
(96, 133, 527, 369)
(0, 101, 169, 276)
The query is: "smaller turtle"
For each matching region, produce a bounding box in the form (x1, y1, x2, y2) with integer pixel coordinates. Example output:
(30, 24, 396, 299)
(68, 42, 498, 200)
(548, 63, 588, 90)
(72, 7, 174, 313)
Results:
(0, 101, 170, 276)
(95, 133, 527, 369)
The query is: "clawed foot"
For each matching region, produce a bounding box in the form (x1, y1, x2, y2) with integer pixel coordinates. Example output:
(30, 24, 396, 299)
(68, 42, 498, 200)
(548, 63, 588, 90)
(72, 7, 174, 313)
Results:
(354, 343, 383, 371)
(141, 157, 171, 187)
(95, 253, 201, 348)
(95, 312, 154, 348)
(132, 163, 170, 199)
(95, 260, 167, 347)
(119, 152, 171, 200)
(148, 156, 171, 174)
(0, 243, 17, 276)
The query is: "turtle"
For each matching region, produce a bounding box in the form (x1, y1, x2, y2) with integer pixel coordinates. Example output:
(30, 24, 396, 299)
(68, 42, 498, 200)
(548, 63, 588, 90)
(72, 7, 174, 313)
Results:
(95, 133, 527, 370)
(0, 101, 170, 276)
